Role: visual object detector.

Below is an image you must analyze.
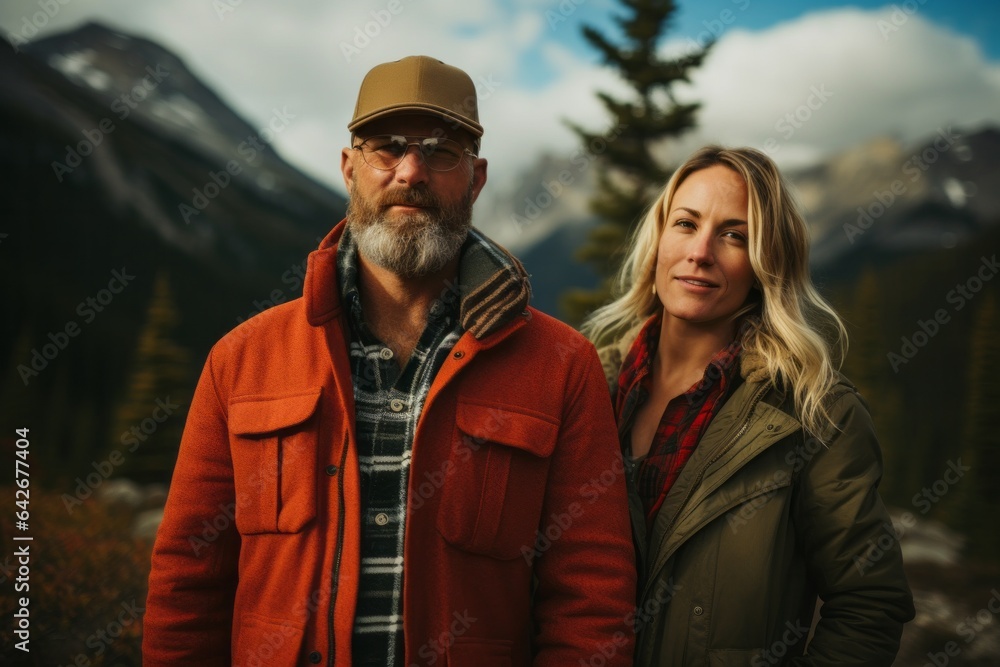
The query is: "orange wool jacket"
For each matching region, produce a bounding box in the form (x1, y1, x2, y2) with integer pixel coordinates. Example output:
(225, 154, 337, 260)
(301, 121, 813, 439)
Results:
(143, 221, 637, 667)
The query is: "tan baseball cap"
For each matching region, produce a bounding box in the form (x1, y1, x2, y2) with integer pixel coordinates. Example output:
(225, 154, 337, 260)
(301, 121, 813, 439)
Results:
(348, 55, 483, 138)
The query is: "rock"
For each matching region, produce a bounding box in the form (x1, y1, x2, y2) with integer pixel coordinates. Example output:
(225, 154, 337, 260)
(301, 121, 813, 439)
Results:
(133, 508, 164, 541)
(96, 478, 144, 509)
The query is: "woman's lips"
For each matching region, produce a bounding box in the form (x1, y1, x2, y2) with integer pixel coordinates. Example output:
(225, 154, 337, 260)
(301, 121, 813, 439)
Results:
(676, 275, 719, 289)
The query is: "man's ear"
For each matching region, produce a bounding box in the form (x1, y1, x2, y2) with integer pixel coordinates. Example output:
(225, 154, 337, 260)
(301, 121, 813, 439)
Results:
(469, 157, 488, 204)
(341, 147, 354, 191)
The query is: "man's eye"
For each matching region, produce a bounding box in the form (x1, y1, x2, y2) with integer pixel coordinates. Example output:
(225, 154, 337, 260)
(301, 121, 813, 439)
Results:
(368, 137, 405, 154)
(379, 141, 407, 155)
(434, 145, 461, 158)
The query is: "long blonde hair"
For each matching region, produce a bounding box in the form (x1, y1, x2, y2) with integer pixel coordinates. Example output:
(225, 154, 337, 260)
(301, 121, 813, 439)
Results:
(582, 145, 848, 438)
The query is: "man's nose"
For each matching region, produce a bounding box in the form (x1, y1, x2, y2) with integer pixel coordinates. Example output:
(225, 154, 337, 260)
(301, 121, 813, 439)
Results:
(393, 146, 430, 184)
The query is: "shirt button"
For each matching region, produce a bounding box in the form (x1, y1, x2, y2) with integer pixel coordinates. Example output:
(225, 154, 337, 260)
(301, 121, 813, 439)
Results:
(389, 398, 405, 412)
(374, 512, 390, 526)
(308, 650, 322, 664)
(325, 465, 339, 476)
(379, 347, 394, 360)
(693, 605, 704, 616)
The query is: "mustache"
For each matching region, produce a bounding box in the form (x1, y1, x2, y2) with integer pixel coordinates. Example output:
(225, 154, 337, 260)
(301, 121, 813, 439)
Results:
(377, 187, 440, 209)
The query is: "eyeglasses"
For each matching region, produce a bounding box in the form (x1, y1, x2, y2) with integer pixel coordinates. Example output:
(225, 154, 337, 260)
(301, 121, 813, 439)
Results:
(352, 135, 475, 172)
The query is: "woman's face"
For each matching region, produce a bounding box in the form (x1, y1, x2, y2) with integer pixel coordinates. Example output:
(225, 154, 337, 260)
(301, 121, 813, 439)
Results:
(654, 165, 755, 335)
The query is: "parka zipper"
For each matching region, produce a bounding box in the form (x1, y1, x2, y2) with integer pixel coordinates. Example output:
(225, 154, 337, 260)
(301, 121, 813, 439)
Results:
(327, 432, 349, 667)
(640, 382, 769, 603)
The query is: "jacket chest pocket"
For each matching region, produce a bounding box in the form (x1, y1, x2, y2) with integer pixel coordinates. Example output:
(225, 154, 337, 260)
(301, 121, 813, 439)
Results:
(228, 388, 322, 535)
(436, 401, 559, 560)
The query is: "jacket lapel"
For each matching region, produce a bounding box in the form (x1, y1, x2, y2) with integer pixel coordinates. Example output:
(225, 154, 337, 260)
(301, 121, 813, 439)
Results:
(643, 381, 800, 596)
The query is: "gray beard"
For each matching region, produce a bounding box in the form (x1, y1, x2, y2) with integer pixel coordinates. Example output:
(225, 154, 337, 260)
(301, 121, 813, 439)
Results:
(347, 181, 473, 278)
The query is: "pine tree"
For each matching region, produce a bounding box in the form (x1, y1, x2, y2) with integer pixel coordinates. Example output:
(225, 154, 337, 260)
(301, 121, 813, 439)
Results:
(839, 267, 908, 501)
(563, 0, 710, 323)
(109, 269, 193, 484)
(947, 293, 1000, 559)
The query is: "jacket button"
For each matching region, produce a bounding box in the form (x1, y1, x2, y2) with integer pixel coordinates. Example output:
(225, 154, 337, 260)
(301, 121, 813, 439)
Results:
(693, 606, 704, 616)
(766, 423, 775, 431)
(308, 650, 322, 664)
(325, 465, 339, 476)
(453, 350, 464, 359)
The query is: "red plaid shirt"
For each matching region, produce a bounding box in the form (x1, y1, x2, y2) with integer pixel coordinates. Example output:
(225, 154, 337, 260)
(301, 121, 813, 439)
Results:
(615, 314, 742, 525)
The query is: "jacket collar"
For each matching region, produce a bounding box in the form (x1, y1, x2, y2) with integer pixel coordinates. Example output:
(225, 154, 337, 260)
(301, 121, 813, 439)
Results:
(305, 219, 532, 340)
(304, 221, 346, 326)
(456, 227, 532, 339)
(603, 315, 770, 391)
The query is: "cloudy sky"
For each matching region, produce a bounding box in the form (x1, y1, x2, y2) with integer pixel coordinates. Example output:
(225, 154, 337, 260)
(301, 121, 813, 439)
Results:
(4, 0, 999, 206)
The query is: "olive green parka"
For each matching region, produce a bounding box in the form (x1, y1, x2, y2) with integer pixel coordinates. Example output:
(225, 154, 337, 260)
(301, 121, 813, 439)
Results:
(612, 351, 915, 666)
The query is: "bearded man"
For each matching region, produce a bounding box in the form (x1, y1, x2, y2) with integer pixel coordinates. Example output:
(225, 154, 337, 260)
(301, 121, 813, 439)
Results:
(143, 55, 636, 667)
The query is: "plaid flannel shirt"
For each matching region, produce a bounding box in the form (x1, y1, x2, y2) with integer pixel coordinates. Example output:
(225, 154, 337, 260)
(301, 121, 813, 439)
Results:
(615, 313, 742, 526)
(338, 228, 462, 666)
(337, 224, 531, 666)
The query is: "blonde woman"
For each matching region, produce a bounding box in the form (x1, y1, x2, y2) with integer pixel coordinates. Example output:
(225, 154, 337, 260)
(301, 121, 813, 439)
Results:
(584, 146, 914, 665)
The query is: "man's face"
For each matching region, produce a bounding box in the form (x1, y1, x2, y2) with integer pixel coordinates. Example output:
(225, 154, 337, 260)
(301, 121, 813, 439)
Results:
(341, 114, 488, 278)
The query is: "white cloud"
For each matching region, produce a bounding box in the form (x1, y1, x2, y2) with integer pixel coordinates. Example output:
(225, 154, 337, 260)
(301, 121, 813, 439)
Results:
(3, 2, 998, 211)
(664, 7, 1000, 169)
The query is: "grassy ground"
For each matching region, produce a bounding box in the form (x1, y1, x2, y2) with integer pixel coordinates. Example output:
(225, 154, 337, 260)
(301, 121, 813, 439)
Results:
(0, 485, 153, 666)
